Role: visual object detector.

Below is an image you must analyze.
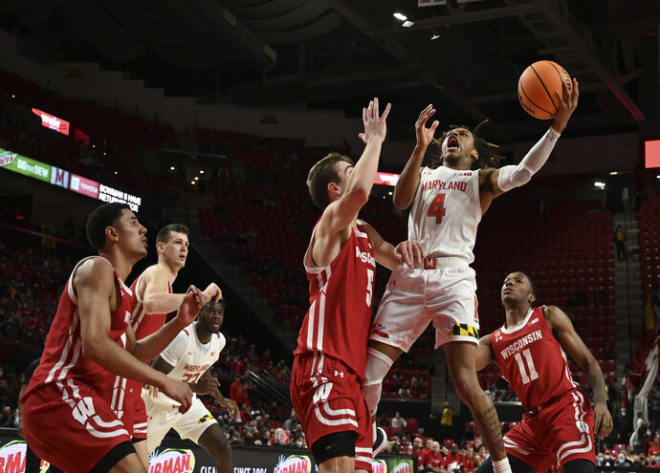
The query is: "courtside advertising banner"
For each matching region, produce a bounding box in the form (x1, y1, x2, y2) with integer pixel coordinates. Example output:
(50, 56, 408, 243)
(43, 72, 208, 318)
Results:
(0, 434, 417, 473)
(0, 148, 51, 183)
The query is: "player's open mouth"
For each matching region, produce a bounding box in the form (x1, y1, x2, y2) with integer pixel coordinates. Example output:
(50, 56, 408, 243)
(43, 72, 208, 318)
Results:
(447, 136, 459, 152)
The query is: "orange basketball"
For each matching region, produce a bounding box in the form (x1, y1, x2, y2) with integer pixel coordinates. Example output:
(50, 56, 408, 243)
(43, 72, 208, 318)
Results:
(518, 60, 571, 120)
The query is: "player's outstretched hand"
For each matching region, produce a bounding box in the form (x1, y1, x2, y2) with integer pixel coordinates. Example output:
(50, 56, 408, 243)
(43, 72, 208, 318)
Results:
(162, 378, 193, 414)
(415, 104, 440, 149)
(395, 240, 425, 268)
(552, 77, 579, 133)
(593, 401, 613, 440)
(175, 285, 204, 326)
(358, 97, 391, 144)
(202, 282, 223, 304)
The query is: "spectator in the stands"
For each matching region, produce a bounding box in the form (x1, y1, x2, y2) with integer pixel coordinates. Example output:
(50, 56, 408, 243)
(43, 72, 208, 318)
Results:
(230, 376, 249, 406)
(391, 411, 408, 431)
(441, 401, 454, 439)
(283, 409, 298, 431)
(427, 441, 445, 473)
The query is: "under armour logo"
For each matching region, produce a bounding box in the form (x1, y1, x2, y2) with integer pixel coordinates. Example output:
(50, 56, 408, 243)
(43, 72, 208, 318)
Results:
(334, 370, 345, 378)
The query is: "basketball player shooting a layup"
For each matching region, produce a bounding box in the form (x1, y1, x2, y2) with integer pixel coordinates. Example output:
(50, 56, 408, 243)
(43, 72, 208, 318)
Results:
(475, 272, 613, 473)
(291, 98, 424, 473)
(364, 78, 579, 473)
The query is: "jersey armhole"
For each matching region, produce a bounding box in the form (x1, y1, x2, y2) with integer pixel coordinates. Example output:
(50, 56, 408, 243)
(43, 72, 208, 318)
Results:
(303, 226, 334, 274)
(68, 256, 114, 305)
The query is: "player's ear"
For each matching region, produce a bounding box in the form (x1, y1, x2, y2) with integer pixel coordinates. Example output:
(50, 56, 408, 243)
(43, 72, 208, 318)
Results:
(528, 292, 536, 304)
(328, 181, 341, 195)
(105, 225, 119, 243)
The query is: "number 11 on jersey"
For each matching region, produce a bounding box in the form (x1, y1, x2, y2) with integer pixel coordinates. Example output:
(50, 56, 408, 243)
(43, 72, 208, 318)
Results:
(428, 193, 447, 224)
(514, 348, 539, 385)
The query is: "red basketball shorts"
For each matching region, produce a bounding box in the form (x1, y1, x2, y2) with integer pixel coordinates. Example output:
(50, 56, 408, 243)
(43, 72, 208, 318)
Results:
(504, 390, 596, 471)
(291, 353, 373, 472)
(22, 381, 134, 473)
(123, 379, 148, 441)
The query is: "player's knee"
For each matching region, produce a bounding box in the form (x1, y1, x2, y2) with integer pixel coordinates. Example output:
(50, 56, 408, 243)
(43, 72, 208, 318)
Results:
(210, 431, 232, 460)
(364, 348, 394, 386)
(452, 371, 481, 403)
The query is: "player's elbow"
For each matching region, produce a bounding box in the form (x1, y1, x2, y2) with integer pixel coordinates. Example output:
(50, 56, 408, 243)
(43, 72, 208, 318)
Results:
(392, 192, 411, 210)
(143, 299, 158, 315)
(81, 336, 106, 364)
(346, 186, 369, 207)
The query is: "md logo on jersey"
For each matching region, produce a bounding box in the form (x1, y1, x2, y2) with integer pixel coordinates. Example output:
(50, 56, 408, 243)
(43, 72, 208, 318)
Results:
(149, 448, 195, 473)
(453, 323, 479, 339)
(274, 454, 312, 473)
(198, 413, 214, 424)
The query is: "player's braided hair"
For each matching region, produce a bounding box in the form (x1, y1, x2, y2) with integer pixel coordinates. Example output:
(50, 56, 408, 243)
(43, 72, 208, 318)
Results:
(427, 119, 504, 170)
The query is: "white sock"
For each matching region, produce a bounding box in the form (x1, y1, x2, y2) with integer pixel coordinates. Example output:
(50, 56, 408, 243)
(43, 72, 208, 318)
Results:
(493, 457, 512, 473)
(363, 348, 394, 418)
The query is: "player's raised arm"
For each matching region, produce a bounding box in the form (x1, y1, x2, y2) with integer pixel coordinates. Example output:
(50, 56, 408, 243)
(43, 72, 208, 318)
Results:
(481, 78, 579, 202)
(544, 304, 613, 440)
(133, 285, 205, 363)
(359, 220, 424, 271)
(76, 258, 193, 411)
(316, 98, 391, 238)
(475, 334, 495, 372)
(393, 104, 439, 210)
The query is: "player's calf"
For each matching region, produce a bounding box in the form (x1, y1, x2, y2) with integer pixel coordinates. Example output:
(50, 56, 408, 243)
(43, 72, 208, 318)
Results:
(109, 452, 148, 473)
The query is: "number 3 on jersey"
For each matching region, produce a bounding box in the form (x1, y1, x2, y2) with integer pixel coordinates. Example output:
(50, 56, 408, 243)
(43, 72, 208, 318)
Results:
(428, 193, 447, 224)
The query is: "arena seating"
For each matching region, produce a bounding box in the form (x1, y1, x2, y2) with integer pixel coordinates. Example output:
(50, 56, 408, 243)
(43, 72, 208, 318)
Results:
(640, 198, 660, 294)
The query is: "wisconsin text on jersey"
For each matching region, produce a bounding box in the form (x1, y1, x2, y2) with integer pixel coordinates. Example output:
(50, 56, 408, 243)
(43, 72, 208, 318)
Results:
(421, 179, 469, 192)
(499, 330, 543, 360)
(355, 246, 376, 267)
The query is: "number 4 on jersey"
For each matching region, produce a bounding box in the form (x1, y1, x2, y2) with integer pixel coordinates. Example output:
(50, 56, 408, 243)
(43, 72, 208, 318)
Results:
(428, 193, 447, 224)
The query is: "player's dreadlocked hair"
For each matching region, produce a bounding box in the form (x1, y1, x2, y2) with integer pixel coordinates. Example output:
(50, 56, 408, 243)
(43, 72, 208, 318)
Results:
(427, 119, 504, 170)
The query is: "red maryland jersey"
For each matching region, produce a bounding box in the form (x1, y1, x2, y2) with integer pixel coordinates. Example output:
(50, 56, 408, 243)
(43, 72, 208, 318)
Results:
(22, 257, 133, 402)
(294, 223, 375, 380)
(490, 306, 578, 412)
(129, 269, 172, 340)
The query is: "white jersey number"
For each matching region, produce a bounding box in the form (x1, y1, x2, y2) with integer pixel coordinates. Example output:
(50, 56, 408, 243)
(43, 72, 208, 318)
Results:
(513, 348, 539, 385)
(366, 268, 374, 306)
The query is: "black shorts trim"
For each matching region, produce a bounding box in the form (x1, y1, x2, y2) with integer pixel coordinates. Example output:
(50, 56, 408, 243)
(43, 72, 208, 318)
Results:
(311, 431, 357, 465)
(90, 441, 136, 473)
(132, 436, 147, 444)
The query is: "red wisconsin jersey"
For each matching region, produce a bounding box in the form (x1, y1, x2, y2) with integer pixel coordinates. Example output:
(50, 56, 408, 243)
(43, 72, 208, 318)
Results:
(23, 257, 133, 402)
(129, 269, 172, 341)
(294, 223, 375, 380)
(490, 306, 578, 411)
